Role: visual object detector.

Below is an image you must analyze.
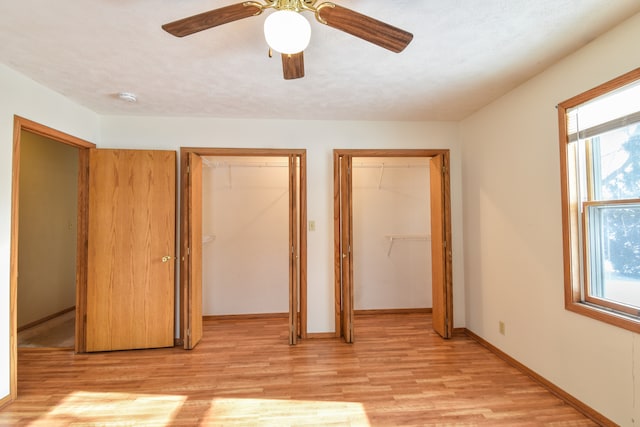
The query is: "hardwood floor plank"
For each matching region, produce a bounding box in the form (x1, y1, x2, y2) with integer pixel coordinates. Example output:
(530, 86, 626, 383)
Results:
(1, 313, 600, 426)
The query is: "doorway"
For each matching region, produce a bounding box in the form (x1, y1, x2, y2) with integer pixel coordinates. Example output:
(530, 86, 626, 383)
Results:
(333, 149, 453, 343)
(202, 156, 290, 316)
(9, 116, 95, 400)
(180, 148, 307, 348)
(352, 157, 432, 312)
(10, 117, 177, 402)
(17, 130, 79, 348)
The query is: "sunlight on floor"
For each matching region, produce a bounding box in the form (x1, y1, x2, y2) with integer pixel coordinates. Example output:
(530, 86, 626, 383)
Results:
(28, 391, 186, 426)
(205, 397, 371, 426)
(27, 392, 371, 426)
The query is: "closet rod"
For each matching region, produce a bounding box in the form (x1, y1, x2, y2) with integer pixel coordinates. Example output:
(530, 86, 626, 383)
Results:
(206, 161, 290, 169)
(385, 234, 430, 257)
(352, 163, 428, 169)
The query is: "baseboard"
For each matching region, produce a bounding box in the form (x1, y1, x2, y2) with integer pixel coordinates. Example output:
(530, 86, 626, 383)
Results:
(17, 306, 75, 332)
(307, 310, 432, 339)
(354, 308, 432, 315)
(464, 328, 615, 427)
(18, 347, 72, 352)
(203, 312, 288, 321)
(0, 393, 12, 410)
(306, 332, 339, 339)
(452, 327, 466, 336)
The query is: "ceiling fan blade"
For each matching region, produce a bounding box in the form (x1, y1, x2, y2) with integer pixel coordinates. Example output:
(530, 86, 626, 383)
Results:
(162, 2, 263, 37)
(316, 4, 413, 53)
(282, 52, 305, 80)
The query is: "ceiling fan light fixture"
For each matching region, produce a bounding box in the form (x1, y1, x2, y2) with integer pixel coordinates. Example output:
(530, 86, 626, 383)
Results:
(263, 10, 311, 54)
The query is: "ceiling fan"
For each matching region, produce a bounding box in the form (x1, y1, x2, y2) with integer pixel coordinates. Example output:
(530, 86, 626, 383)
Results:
(162, 0, 413, 80)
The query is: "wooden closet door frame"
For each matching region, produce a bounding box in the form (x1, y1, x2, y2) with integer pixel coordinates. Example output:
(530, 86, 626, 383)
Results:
(179, 147, 308, 346)
(332, 149, 453, 341)
(9, 116, 95, 401)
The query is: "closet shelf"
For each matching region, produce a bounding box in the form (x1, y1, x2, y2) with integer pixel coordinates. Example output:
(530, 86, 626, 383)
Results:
(351, 162, 429, 190)
(385, 234, 430, 257)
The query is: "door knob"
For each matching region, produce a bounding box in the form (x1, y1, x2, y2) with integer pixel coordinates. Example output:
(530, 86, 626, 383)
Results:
(162, 255, 174, 263)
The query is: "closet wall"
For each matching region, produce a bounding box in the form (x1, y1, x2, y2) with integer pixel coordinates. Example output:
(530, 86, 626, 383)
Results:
(201, 156, 289, 315)
(352, 157, 431, 310)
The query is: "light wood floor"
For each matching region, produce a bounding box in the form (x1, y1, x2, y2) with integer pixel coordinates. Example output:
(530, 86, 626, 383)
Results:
(2, 313, 597, 426)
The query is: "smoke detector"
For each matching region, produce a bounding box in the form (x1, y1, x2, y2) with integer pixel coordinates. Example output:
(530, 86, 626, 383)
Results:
(118, 92, 138, 102)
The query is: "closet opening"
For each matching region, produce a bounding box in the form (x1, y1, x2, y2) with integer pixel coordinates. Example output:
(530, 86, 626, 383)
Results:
(180, 148, 307, 349)
(333, 149, 452, 343)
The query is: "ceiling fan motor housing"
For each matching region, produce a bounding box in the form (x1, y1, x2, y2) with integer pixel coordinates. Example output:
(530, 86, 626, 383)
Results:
(274, 0, 306, 12)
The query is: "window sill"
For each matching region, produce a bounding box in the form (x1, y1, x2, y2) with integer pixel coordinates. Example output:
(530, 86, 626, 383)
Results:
(566, 300, 640, 333)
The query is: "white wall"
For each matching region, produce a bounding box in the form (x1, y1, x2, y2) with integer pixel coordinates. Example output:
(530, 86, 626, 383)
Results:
(459, 12, 640, 426)
(0, 64, 99, 401)
(202, 156, 289, 315)
(352, 157, 431, 310)
(99, 118, 464, 334)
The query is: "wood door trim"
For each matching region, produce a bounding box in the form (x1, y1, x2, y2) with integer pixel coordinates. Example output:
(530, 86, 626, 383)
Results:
(179, 147, 308, 344)
(9, 116, 95, 402)
(332, 149, 445, 157)
(14, 116, 96, 149)
(181, 147, 306, 157)
(332, 148, 453, 340)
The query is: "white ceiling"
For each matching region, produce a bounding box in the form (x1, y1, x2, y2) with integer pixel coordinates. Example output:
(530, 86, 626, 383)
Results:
(1, 0, 639, 121)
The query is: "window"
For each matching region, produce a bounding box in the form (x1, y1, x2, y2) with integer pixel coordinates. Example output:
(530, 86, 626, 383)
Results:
(559, 68, 640, 332)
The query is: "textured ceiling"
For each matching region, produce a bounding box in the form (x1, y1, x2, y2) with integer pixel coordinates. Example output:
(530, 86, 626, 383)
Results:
(1, 0, 639, 121)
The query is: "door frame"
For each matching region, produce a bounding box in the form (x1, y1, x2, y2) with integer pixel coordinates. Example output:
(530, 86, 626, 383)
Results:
(179, 147, 308, 345)
(333, 149, 453, 341)
(9, 116, 95, 401)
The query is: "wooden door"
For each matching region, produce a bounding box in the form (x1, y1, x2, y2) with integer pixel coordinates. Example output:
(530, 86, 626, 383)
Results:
(86, 149, 176, 352)
(288, 155, 299, 345)
(430, 154, 451, 338)
(339, 156, 354, 343)
(185, 152, 203, 349)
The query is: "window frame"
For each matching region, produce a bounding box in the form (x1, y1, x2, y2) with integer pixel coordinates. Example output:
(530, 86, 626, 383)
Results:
(582, 199, 640, 317)
(558, 67, 640, 333)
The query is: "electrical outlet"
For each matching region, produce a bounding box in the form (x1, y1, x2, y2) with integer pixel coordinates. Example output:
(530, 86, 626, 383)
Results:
(499, 321, 505, 335)
(308, 220, 316, 232)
